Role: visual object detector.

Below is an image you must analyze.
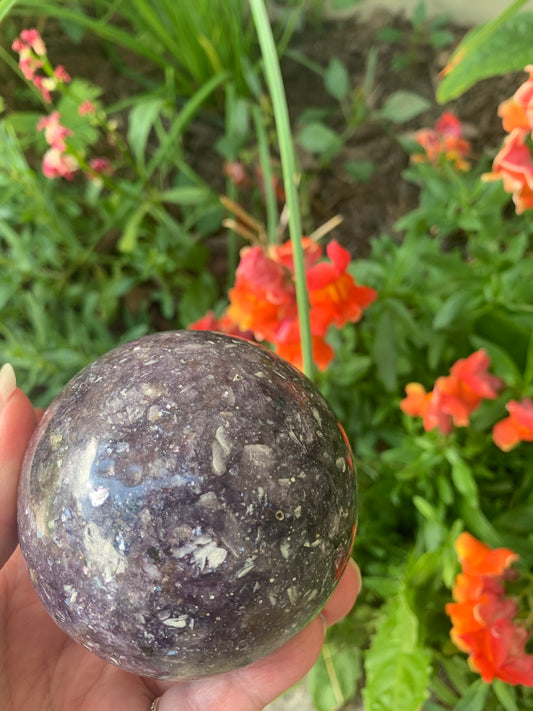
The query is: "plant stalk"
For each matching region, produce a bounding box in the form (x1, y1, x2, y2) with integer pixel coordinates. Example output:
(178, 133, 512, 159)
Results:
(248, 0, 314, 378)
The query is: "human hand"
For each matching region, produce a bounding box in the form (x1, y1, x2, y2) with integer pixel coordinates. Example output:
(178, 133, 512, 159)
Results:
(0, 363, 361, 711)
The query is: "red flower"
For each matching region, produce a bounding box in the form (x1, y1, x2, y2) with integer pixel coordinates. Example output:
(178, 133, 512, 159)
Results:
(413, 111, 471, 171)
(446, 532, 533, 686)
(493, 398, 533, 451)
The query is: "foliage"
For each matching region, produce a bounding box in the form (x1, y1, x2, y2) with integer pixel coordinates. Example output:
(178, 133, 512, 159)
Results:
(437, 0, 532, 102)
(10, 0, 263, 102)
(1, 2, 533, 710)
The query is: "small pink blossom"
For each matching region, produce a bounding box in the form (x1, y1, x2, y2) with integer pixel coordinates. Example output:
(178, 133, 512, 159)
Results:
(78, 100, 96, 116)
(88, 157, 114, 180)
(12, 28, 47, 56)
(31, 75, 53, 103)
(37, 111, 72, 151)
(42, 148, 79, 180)
(54, 65, 71, 84)
(18, 52, 43, 81)
(19, 28, 47, 55)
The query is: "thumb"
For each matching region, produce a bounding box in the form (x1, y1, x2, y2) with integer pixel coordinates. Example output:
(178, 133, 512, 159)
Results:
(0, 364, 37, 568)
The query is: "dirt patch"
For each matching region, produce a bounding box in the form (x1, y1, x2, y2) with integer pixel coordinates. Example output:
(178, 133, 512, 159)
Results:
(279, 9, 521, 257)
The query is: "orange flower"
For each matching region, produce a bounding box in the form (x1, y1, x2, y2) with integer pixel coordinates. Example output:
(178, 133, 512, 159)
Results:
(226, 245, 296, 343)
(482, 129, 533, 214)
(400, 351, 503, 434)
(215, 238, 375, 371)
(498, 66, 533, 132)
(400, 382, 431, 418)
(412, 111, 471, 171)
(307, 241, 377, 335)
(276, 333, 334, 372)
(188, 311, 255, 341)
(432, 350, 503, 428)
(454, 532, 519, 577)
(446, 532, 533, 686)
(493, 398, 533, 451)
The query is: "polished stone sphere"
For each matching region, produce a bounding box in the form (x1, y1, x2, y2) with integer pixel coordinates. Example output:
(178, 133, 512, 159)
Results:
(18, 331, 357, 679)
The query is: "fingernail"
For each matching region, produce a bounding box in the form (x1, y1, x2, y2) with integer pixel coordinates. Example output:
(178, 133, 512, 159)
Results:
(0, 363, 17, 409)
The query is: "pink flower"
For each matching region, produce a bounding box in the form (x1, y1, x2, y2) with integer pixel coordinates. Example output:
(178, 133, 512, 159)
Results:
(42, 148, 79, 180)
(79, 100, 96, 116)
(18, 52, 43, 81)
(87, 157, 114, 181)
(53, 65, 71, 84)
(12, 28, 47, 56)
(37, 112, 72, 151)
(413, 111, 471, 171)
(31, 75, 53, 103)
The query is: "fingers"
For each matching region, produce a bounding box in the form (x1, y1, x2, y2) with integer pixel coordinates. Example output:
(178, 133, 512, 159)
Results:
(321, 558, 361, 628)
(0, 365, 37, 567)
(156, 559, 361, 711)
(157, 617, 326, 711)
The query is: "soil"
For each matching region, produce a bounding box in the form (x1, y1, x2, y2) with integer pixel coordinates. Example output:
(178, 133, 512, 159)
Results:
(279, 9, 520, 258)
(181, 8, 523, 261)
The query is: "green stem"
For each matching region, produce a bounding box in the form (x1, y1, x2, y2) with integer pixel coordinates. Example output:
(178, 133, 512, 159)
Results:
(224, 83, 239, 286)
(248, 0, 314, 378)
(251, 103, 277, 245)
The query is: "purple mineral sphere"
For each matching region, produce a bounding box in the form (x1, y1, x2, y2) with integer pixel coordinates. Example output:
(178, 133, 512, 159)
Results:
(18, 331, 357, 679)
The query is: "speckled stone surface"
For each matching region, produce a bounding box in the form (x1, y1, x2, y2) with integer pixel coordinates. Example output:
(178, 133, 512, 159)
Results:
(18, 331, 357, 679)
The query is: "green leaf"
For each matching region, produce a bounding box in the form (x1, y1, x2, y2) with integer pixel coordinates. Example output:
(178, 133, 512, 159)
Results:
(329, 0, 364, 9)
(296, 121, 344, 160)
(159, 186, 210, 205)
(324, 58, 350, 101)
(308, 643, 362, 711)
(0, 0, 17, 23)
(118, 203, 149, 253)
(492, 678, 519, 711)
(380, 91, 431, 123)
(363, 589, 431, 711)
(433, 293, 479, 331)
(128, 98, 166, 169)
(343, 159, 376, 182)
(445, 449, 478, 504)
(452, 679, 490, 711)
(473, 309, 531, 373)
(437, 11, 533, 102)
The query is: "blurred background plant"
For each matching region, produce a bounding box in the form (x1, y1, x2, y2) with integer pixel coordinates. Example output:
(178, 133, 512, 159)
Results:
(1, 1, 533, 710)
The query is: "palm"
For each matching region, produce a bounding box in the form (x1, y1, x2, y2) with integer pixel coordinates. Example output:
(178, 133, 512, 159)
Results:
(1, 549, 160, 711)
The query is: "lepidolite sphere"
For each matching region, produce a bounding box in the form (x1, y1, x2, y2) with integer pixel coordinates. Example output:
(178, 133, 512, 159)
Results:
(18, 331, 357, 679)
